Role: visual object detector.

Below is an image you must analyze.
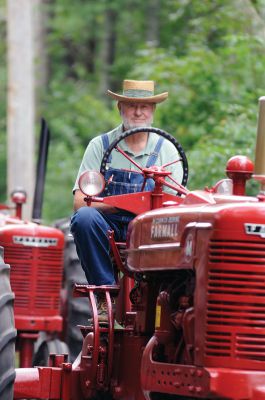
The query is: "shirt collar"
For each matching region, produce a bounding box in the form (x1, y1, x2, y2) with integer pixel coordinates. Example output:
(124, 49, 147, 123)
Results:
(116, 125, 157, 157)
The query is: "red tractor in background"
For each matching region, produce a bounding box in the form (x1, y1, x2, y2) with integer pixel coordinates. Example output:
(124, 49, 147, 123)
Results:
(3, 96, 265, 399)
(0, 191, 67, 368)
(0, 119, 83, 370)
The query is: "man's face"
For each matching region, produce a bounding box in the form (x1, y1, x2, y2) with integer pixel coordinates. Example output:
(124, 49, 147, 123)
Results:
(118, 102, 155, 130)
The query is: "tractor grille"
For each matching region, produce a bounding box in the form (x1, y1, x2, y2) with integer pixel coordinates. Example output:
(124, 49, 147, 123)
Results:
(205, 239, 265, 365)
(4, 245, 63, 314)
(209, 239, 265, 266)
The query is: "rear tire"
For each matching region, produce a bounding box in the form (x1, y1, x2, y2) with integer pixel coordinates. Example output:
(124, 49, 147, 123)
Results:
(32, 336, 69, 366)
(0, 247, 16, 400)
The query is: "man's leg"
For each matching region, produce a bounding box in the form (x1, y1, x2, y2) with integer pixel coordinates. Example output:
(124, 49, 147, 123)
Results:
(70, 207, 117, 285)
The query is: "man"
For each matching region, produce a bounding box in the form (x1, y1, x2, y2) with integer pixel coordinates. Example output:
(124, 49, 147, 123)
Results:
(70, 79, 183, 323)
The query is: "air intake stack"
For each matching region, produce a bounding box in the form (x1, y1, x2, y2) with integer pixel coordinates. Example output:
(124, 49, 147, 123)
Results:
(254, 96, 265, 193)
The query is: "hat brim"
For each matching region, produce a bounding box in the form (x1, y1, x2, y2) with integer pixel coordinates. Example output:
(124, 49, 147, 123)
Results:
(107, 90, 168, 104)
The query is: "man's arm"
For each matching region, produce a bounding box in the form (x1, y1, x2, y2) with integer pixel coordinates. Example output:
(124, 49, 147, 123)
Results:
(73, 189, 118, 213)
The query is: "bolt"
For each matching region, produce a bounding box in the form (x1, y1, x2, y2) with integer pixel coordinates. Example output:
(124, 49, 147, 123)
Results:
(173, 381, 181, 388)
(113, 386, 123, 397)
(188, 385, 195, 392)
(62, 363, 72, 372)
(195, 386, 202, 393)
(196, 369, 203, 377)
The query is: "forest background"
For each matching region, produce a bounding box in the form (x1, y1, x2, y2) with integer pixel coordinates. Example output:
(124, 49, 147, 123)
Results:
(0, 0, 265, 222)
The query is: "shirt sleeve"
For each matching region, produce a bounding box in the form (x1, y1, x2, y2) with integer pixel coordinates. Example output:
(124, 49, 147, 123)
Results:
(73, 136, 103, 193)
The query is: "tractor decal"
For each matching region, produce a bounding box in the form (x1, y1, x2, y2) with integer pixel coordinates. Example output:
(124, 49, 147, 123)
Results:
(244, 223, 265, 238)
(150, 216, 179, 239)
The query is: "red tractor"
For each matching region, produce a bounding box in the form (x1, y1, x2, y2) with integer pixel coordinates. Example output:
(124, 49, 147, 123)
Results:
(0, 192, 67, 368)
(0, 120, 69, 369)
(4, 97, 265, 399)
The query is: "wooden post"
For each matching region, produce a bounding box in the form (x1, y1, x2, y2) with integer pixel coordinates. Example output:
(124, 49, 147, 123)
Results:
(7, 0, 35, 219)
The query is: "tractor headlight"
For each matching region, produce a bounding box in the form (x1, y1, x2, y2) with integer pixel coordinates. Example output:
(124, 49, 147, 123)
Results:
(78, 171, 105, 196)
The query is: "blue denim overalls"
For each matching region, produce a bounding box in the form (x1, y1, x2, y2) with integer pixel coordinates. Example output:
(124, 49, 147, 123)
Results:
(70, 134, 164, 285)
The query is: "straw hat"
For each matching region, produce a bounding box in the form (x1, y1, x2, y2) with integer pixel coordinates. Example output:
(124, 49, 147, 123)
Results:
(107, 80, 168, 103)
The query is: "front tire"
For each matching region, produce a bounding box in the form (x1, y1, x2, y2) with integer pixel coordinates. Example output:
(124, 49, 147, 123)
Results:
(0, 247, 16, 400)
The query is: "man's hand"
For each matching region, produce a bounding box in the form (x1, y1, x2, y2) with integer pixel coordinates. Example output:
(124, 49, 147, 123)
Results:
(73, 189, 118, 213)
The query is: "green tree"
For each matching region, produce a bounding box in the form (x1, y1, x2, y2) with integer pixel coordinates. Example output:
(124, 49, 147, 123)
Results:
(1, 0, 265, 220)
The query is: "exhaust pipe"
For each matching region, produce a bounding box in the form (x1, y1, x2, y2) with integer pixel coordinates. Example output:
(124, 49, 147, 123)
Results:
(254, 96, 265, 193)
(32, 118, 50, 222)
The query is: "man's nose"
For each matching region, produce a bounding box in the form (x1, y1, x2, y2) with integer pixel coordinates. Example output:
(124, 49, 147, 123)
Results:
(134, 106, 142, 115)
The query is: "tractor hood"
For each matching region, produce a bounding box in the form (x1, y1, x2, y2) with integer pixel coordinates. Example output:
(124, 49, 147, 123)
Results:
(126, 190, 263, 272)
(0, 218, 64, 250)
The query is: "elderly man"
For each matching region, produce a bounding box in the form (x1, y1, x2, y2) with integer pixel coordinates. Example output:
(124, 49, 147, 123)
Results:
(70, 79, 183, 323)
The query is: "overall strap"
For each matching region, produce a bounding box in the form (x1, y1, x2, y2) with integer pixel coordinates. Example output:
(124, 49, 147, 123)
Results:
(101, 133, 112, 163)
(146, 136, 164, 167)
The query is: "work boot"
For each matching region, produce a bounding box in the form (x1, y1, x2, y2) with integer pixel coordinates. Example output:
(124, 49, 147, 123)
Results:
(87, 295, 115, 325)
(113, 320, 124, 330)
(88, 296, 124, 329)
(97, 296, 111, 324)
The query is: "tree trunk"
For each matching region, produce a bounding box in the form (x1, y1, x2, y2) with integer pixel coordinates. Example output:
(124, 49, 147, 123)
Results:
(7, 0, 36, 219)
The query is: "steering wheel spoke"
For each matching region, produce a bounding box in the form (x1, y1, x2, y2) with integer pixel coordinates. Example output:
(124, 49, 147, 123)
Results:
(115, 145, 144, 172)
(167, 174, 188, 195)
(141, 177, 148, 192)
(162, 158, 182, 169)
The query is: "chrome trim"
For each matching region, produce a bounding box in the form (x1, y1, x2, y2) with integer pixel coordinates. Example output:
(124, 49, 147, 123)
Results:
(137, 243, 181, 251)
(13, 236, 58, 247)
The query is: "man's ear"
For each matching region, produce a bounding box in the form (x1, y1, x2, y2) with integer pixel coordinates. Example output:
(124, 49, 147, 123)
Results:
(117, 101, 122, 113)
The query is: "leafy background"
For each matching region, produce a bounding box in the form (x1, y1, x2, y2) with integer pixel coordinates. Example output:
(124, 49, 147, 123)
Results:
(0, 0, 264, 222)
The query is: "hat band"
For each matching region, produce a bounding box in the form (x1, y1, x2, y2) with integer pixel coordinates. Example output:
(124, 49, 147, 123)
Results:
(123, 89, 154, 98)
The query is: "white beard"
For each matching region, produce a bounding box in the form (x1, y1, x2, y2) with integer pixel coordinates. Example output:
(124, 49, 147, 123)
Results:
(121, 113, 154, 131)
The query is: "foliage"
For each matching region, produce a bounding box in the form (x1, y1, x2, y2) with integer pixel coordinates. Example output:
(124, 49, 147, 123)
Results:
(1, 0, 265, 220)
(42, 79, 119, 219)
(133, 32, 265, 189)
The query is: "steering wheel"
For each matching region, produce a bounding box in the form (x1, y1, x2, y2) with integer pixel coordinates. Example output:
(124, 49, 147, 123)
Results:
(100, 127, 188, 192)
